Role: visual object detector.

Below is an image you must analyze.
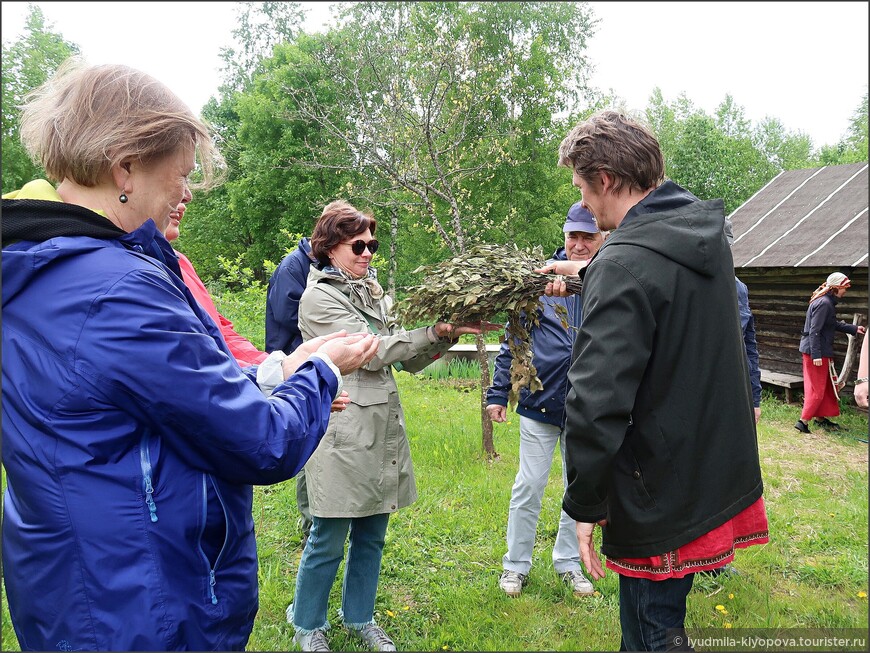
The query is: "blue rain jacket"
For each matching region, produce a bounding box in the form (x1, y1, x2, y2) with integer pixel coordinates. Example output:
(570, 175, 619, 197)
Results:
(1, 196, 337, 651)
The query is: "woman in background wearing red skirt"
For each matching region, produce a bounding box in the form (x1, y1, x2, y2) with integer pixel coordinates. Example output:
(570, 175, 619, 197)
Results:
(796, 272, 865, 434)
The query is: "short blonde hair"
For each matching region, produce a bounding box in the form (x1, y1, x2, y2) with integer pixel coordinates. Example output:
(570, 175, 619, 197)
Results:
(18, 57, 224, 189)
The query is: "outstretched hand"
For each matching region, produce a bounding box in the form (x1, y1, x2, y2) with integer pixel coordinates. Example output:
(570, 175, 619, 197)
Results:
(317, 333, 380, 375)
(281, 331, 379, 377)
(433, 321, 502, 340)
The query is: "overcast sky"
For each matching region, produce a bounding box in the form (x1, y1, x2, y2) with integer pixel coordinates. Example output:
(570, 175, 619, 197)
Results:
(2, 1, 867, 149)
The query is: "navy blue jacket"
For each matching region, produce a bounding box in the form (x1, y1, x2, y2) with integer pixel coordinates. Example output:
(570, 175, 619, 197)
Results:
(265, 237, 316, 353)
(485, 248, 580, 427)
(799, 292, 859, 360)
(2, 197, 337, 651)
(736, 277, 761, 408)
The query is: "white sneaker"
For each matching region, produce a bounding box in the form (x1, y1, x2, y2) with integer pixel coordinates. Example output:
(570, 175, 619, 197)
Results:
(498, 569, 527, 597)
(348, 623, 396, 651)
(292, 628, 331, 652)
(560, 569, 594, 596)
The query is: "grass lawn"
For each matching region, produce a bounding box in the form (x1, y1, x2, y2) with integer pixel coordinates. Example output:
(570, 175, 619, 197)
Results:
(2, 377, 867, 651)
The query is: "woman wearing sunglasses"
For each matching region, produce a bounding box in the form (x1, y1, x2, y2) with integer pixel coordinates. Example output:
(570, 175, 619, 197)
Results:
(287, 200, 497, 651)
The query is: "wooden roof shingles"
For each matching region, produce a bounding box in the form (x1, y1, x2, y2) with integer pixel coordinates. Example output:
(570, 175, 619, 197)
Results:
(728, 162, 868, 268)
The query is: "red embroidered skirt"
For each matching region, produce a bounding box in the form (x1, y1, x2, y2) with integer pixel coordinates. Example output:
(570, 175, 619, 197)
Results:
(800, 354, 841, 421)
(606, 497, 769, 580)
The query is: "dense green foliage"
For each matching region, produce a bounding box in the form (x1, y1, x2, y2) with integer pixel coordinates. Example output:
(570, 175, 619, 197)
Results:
(2, 1, 867, 287)
(1, 5, 78, 194)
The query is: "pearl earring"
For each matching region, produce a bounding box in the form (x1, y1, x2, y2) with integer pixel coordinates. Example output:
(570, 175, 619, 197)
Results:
(119, 193, 128, 203)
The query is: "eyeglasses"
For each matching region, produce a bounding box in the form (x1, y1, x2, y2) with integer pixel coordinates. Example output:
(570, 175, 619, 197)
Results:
(341, 239, 379, 255)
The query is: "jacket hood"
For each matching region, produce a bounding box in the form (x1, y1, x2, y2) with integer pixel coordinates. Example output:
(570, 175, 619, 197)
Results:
(2, 197, 179, 306)
(601, 181, 727, 277)
(297, 236, 317, 262)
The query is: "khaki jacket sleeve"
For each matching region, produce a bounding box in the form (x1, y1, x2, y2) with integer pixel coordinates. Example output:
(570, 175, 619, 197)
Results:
(300, 284, 452, 373)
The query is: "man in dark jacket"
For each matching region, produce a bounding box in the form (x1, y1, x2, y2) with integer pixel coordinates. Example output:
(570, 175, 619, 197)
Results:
(546, 111, 768, 650)
(266, 236, 320, 545)
(485, 203, 603, 599)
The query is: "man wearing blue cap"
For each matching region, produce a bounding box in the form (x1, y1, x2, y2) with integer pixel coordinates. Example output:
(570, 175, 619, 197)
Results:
(485, 202, 605, 598)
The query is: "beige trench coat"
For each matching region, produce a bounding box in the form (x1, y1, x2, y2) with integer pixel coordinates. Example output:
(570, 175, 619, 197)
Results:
(298, 267, 453, 518)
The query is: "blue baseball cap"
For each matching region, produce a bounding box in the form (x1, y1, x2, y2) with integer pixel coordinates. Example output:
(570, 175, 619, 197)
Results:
(563, 202, 599, 233)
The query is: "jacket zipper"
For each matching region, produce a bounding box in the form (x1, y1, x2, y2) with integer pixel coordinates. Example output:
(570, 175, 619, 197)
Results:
(139, 433, 158, 522)
(197, 473, 230, 605)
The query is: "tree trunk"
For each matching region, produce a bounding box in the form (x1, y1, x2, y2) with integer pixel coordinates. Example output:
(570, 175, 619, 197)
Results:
(388, 208, 398, 299)
(476, 333, 498, 460)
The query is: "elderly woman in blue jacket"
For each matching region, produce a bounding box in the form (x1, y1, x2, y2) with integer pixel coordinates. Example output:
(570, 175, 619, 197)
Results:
(1, 58, 378, 652)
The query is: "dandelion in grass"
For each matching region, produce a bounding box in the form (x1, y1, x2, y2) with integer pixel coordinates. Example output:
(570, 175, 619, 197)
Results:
(715, 605, 728, 614)
(385, 610, 396, 618)
(402, 606, 410, 611)
(725, 623, 733, 629)
(858, 591, 867, 599)
(728, 593, 734, 600)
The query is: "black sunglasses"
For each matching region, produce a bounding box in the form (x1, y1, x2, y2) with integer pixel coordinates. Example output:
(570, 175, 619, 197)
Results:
(341, 239, 379, 255)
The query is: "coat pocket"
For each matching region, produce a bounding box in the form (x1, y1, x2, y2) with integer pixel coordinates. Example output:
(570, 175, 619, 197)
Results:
(331, 386, 390, 448)
(613, 443, 657, 511)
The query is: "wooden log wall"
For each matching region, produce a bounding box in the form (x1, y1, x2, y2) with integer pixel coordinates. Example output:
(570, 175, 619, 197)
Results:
(737, 266, 868, 401)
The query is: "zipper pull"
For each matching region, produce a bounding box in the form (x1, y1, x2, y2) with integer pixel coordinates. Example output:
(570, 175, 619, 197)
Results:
(209, 570, 218, 605)
(144, 475, 158, 522)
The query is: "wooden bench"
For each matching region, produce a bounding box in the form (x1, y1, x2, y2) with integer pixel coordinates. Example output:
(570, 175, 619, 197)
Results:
(760, 369, 804, 404)
(441, 343, 501, 367)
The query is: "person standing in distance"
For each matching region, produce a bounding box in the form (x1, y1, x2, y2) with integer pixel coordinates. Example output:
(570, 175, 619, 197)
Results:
(544, 110, 769, 651)
(795, 272, 865, 433)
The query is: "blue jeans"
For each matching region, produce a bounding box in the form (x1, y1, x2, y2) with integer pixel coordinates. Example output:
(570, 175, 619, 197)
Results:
(619, 574, 695, 651)
(503, 416, 581, 575)
(292, 513, 390, 632)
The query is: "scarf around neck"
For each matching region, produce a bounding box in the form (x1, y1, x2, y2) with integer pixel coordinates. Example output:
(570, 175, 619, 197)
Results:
(326, 264, 385, 313)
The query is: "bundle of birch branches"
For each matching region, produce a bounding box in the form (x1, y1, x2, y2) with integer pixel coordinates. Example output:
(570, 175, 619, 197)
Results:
(396, 243, 581, 406)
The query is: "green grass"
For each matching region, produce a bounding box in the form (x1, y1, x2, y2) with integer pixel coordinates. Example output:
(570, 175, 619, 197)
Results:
(3, 370, 868, 651)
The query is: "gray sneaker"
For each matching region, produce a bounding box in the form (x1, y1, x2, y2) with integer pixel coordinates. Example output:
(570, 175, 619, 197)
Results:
(498, 569, 527, 597)
(348, 623, 396, 651)
(292, 628, 331, 652)
(560, 569, 594, 596)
